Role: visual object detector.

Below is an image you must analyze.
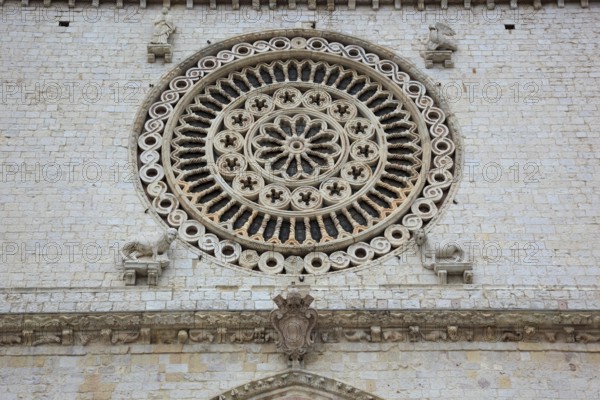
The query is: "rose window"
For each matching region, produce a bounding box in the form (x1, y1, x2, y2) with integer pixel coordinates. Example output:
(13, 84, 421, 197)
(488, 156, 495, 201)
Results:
(133, 31, 461, 275)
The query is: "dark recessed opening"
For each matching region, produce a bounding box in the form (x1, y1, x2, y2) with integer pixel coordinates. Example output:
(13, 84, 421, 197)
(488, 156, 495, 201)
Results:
(59, 21, 70, 27)
(160, 199, 171, 208)
(505, 24, 515, 30)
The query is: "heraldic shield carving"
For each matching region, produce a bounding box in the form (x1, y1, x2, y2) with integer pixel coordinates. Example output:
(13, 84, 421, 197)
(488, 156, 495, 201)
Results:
(270, 290, 318, 366)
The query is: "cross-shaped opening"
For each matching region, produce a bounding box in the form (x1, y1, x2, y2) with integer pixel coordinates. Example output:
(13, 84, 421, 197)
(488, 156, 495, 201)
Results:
(335, 104, 350, 117)
(309, 93, 324, 107)
(240, 176, 257, 190)
(357, 144, 373, 158)
(298, 191, 315, 206)
(231, 113, 246, 127)
(281, 91, 296, 103)
(267, 188, 284, 203)
(350, 165, 364, 179)
(221, 134, 237, 148)
(326, 182, 343, 196)
(225, 158, 240, 171)
(253, 98, 267, 111)
(353, 121, 367, 135)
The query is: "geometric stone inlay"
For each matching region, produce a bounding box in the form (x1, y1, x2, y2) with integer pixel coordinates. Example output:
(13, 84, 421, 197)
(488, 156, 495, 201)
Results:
(134, 30, 462, 275)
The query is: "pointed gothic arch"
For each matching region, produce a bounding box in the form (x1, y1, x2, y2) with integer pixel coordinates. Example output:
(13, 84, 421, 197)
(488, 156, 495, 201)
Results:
(210, 370, 385, 400)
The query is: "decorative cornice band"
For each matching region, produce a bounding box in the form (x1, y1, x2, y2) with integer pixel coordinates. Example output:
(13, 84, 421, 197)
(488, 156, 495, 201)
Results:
(1, 309, 599, 346)
(3, 0, 595, 11)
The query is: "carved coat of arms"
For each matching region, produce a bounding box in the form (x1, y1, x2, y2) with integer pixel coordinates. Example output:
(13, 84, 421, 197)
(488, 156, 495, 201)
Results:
(270, 291, 318, 363)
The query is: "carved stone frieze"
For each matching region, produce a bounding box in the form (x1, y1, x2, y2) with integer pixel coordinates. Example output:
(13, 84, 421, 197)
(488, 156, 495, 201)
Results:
(1, 310, 600, 347)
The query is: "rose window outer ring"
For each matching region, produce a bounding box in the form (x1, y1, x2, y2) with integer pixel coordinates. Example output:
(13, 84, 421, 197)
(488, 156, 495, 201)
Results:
(132, 30, 464, 275)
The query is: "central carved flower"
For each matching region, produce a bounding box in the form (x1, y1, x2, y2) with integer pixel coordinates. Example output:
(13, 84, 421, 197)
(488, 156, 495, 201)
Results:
(252, 114, 341, 180)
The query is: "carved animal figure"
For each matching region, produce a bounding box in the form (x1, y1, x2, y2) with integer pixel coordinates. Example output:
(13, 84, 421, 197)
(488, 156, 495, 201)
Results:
(344, 330, 371, 342)
(422, 330, 448, 342)
(383, 330, 404, 342)
(189, 330, 215, 343)
(414, 228, 465, 269)
(121, 228, 178, 261)
(427, 22, 457, 51)
(501, 332, 523, 342)
(575, 333, 600, 343)
(111, 331, 140, 345)
(0, 335, 21, 345)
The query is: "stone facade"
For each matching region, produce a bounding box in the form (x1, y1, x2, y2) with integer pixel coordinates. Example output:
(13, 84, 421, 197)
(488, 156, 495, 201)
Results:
(1, 1, 600, 398)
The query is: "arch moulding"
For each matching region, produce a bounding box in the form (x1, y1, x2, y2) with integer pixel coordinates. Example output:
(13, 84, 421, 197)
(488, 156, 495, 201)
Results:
(210, 370, 384, 400)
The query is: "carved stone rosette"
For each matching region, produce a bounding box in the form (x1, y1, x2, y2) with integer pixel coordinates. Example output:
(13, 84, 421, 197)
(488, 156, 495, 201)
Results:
(270, 291, 318, 364)
(132, 29, 464, 275)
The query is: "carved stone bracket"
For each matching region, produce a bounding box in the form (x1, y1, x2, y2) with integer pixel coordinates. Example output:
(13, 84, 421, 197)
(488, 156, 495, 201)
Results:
(424, 50, 454, 69)
(270, 290, 318, 367)
(148, 43, 173, 63)
(1, 310, 600, 347)
(123, 260, 167, 286)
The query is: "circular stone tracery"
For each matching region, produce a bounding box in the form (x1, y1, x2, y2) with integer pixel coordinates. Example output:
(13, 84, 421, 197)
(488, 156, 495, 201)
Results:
(248, 108, 347, 185)
(134, 31, 461, 275)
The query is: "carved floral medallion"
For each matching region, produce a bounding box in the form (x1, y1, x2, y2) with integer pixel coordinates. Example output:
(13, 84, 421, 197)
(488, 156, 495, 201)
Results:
(133, 30, 462, 275)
